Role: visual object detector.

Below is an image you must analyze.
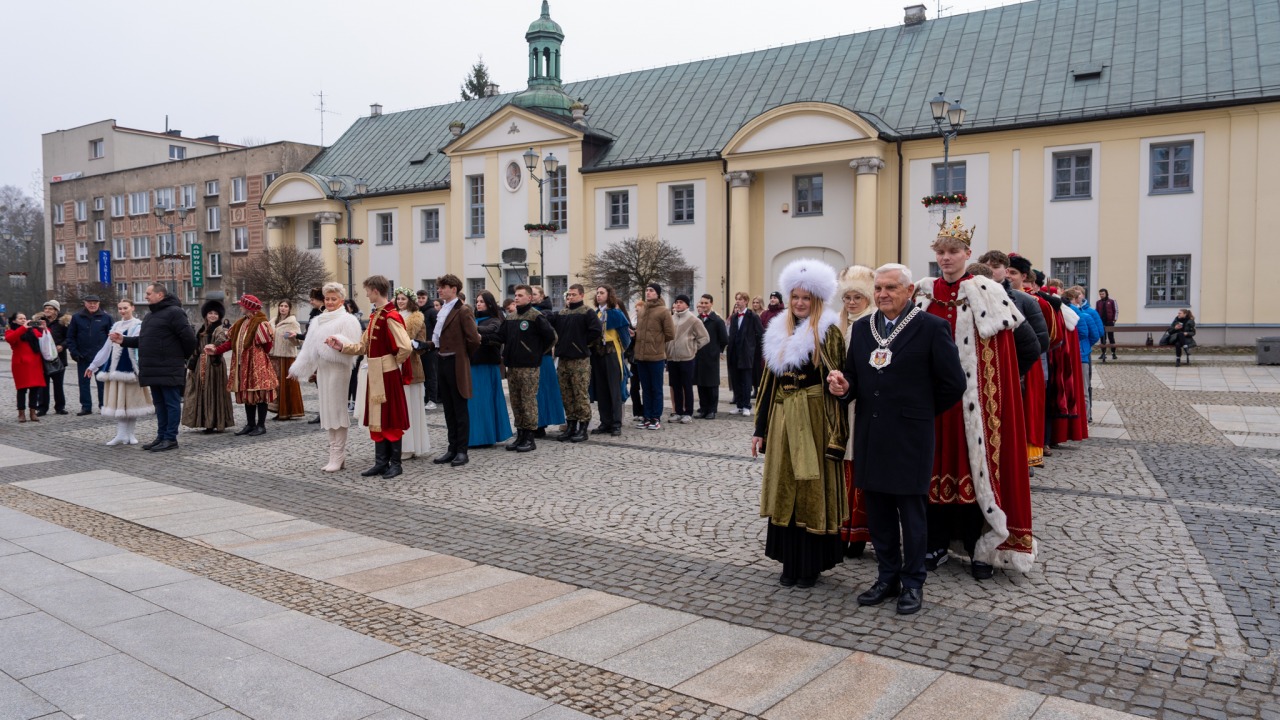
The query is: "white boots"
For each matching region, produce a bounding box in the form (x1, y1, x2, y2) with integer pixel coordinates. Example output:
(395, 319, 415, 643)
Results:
(106, 419, 140, 446)
(323, 428, 348, 472)
(125, 418, 138, 445)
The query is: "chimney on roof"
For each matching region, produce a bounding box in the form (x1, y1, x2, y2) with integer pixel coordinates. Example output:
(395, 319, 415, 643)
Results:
(904, 4, 926, 25)
(197, 135, 220, 143)
(165, 129, 182, 137)
(370, 103, 383, 117)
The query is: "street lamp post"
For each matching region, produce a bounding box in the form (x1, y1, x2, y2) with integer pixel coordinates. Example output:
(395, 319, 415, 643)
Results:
(326, 176, 369, 300)
(153, 204, 190, 301)
(521, 147, 560, 284)
(928, 91, 968, 224)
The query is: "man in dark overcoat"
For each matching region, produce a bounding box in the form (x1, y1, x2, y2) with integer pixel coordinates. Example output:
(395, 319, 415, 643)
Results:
(827, 264, 965, 615)
(694, 293, 728, 419)
(725, 291, 763, 416)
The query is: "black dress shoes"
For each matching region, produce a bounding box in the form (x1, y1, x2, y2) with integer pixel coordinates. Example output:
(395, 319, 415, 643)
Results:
(897, 587, 923, 615)
(856, 580, 901, 606)
(432, 451, 457, 465)
(450, 452, 469, 467)
(233, 424, 255, 436)
(142, 438, 164, 451)
(796, 575, 817, 589)
(779, 571, 797, 587)
(308, 416, 322, 424)
(845, 541, 866, 558)
(150, 440, 178, 452)
(247, 426, 265, 437)
(610, 426, 622, 436)
(971, 561, 994, 580)
(703, 412, 716, 420)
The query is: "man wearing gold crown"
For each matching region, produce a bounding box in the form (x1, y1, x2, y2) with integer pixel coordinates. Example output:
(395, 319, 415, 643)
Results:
(913, 217, 1037, 578)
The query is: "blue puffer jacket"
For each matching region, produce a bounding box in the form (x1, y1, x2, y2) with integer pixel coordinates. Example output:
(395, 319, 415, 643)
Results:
(1076, 301, 1104, 363)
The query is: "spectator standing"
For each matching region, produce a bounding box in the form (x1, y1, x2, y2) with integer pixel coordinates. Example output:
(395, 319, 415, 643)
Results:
(694, 294, 728, 420)
(1066, 286, 1103, 422)
(1096, 289, 1118, 361)
(590, 285, 630, 436)
(65, 295, 112, 416)
(726, 291, 763, 416)
(86, 299, 152, 445)
(666, 294, 709, 423)
(114, 284, 198, 452)
(633, 284, 675, 430)
(466, 291, 513, 448)
(6, 313, 46, 422)
(836, 265, 877, 559)
(34, 300, 71, 416)
(270, 300, 305, 421)
(628, 300, 646, 421)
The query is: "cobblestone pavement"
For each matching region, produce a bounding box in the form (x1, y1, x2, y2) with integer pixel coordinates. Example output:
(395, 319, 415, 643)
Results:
(1, 357, 1278, 719)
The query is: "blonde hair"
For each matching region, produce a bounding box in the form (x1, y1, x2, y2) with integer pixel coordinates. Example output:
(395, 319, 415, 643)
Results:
(782, 293, 828, 368)
(322, 282, 346, 299)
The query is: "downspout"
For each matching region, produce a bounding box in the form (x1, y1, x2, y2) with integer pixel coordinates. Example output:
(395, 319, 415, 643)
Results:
(723, 157, 731, 318)
(895, 137, 905, 263)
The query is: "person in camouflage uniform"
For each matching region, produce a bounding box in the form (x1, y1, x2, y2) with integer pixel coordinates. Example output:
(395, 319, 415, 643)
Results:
(552, 284, 603, 443)
(501, 285, 556, 452)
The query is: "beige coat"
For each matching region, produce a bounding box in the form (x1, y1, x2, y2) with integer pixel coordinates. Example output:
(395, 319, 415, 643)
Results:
(633, 298, 675, 361)
(270, 316, 302, 358)
(666, 308, 709, 361)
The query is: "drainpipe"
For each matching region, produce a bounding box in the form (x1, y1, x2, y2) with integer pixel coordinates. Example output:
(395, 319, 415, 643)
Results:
(895, 138, 905, 263)
(723, 158, 731, 317)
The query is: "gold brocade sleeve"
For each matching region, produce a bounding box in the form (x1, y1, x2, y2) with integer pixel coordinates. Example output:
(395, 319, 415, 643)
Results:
(821, 326, 849, 461)
(387, 317, 413, 365)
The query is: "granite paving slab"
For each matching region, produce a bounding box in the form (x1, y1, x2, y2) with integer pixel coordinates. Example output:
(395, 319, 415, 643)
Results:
(89, 611, 259, 678)
(673, 634, 851, 715)
(20, 652, 223, 720)
(10, 529, 125, 563)
(0, 611, 116, 679)
(0, 669, 56, 719)
(287, 544, 435, 580)
(66, 551, 195, 591)
(182, 651, 389, 720)
(12, 574, 160, 629)
(895, 671, 1048, 720)
(468, 588, 639, 644)
(250, 535, 397, 571)
(0, 446, 60, 468)
(0, 588, 35, 620)
(0, 508, 66, 540)
(417, 575, 576, 627)
(373, 564, 524, 608)
(328, 554, 476, 594)
(761, 651, 943, 720)
(532, 602, 700, 666)
(599, 617, 772, 688)
(222, 609, 399, 676)
(135, 578, 282, 628)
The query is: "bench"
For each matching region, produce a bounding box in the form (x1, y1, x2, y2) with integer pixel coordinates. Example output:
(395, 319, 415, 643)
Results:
(1101, 324, 1171, 350)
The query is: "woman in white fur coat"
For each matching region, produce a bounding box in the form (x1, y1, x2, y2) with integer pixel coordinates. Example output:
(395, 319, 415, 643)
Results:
(290, 282, 362, 471)
(86, 299, 152, 445)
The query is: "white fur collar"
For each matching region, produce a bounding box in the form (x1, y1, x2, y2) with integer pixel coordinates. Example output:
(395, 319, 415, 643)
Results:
(763, 309, 839, 374)
(914, 275, 1025, 340)
(1061, 304, 1079, 331)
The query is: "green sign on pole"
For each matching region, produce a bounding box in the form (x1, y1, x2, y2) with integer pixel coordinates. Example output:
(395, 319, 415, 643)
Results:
(191, 243, 204, 288)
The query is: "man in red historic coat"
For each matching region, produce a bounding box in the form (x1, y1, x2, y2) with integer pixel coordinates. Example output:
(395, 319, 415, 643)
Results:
(1006, 255, 1054, 467)
(327, 275, 412, 479)
(914, 217, 1037, 579)
(1046, 283, 1089, 444)
(1027, 270, 1074, 452)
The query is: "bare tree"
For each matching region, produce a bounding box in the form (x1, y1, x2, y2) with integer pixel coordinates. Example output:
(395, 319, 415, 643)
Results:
(0, 184, 47, 313)
(55, 281, 121, 310)
(578, 236, 697, 305)
(241, 245, 331, 306)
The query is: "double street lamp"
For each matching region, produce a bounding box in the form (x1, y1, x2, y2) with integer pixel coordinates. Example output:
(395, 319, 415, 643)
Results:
(153, 204, 191, 299)
(521, 147, 560, 284)
(326, 175, 369, 300)
(928, 91, 968, 224)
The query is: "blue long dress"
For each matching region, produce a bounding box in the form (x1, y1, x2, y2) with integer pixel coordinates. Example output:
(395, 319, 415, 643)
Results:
(536, 352, 566, 427)
(468, 316, 513, 447)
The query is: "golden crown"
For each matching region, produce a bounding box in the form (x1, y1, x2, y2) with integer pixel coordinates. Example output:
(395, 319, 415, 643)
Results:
(936, 216, 975, 245)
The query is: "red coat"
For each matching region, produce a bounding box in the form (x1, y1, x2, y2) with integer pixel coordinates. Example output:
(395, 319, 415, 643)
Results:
(6, 326, 47, 390)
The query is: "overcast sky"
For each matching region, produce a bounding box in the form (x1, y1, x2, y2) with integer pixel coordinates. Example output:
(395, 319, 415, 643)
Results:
(3, 0, 1025, 197)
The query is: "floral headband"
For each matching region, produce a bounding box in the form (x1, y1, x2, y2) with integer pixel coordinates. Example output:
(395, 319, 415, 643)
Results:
(393, 286, 415, 300)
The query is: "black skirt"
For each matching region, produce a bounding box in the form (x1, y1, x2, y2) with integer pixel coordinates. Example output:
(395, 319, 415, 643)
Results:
(765, 520, 844, 578)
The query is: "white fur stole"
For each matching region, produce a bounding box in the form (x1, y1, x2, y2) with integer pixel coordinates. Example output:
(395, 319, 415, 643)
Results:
(762, 309, 840, 374)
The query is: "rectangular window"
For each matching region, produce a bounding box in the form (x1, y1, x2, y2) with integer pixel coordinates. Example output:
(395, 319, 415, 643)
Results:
(93, 196, 104, 212)
(376, 212, 394, 245)
(8, 274, 26, 288)
(158, 233, 177, 256)
(153, 187, 174, 210)
(75, 241, 88, 263)
(180, 184, 197, 209)
(112, 236, 128, 259)
(183, 231, 197, 255)
(607, 191, 629, 228)
(53, 204, 64, 225)
(128, 191, 149, 216)
(231, 177, 246, 203)
(670, 185, 695, 224)
(89, 139, 104, 159)
(794, 175, 823, 216)
(420, 209, 439, 243)
(468, 278, 486, 305)
(1051, 257, 1092, 297)
(115, 282, 128, 299)
(232, 227, 249, 252)
(264, 172, 279, 188)
(94, 220, 106, 243)
(74, 200, 87, 222)
(467, 175, 485, 237)
(548, 276, 567, 312)
(309, 220, 322, 249)
(420, 279, 438, 299)
(133, 282, 148, 303)
(184, 281, 197, 304)
(205, 180, 219, 196)
(549, 167, 567, 231)
(111, 194, 126, 218)
(1147, 255, 1190, 306)
(132, 236, 151, 258)
(1151, 141, 1193, 194)
(169, 145, 186, 160)
(206, 206, 220, 231)
(1053, 151, 1092, 200)
(55, 244, 66, 264)
(207, 252, 222, 277)
(670, 270, 694, 305)
(931, 162, 967, 194)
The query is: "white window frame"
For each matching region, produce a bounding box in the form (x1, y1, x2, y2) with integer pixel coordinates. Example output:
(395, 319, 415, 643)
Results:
(549, 167, 567, 231)
(420, 209, 440, 243)
(158, 233, 177, 256)
(794, 174, 823, 216)
(133, 282, 148, 303)
(180, 184, 197, 209)
(115, 281, 128, 299)
(264, 172, 279, 188)
(74, 200, 87, 222)
(112, 236, 128, 260)
(89, 138, 105, 159)
(55, 244, 66, 264)
(467, 175, 485, 237)
(232, 227, 249, 252)
(94, 220, 106, 243)
(183, 231, 197, 255)
(206, 206, 221, 232)
(132, 236, 151, 259)
(231, 176, 246, 203)
(205, 179, 219, 197)
(376, 212, 394, 245)
(128, 191, 149, 216)
(76, 241, 89, 263)
(93, 196, 104, 212)
(207, 252, 222, 278)
(111, 195, 126, 218)
(184, 281, 197, 304)
(670, 184, 694, 224)
(169, 145, 186, 160)
(153, 187, 175, 210)
(53, 204, 64, 225)
(607, 191, 629, 228)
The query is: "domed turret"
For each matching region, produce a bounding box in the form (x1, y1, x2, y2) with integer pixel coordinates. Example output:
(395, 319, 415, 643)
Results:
(513, 1, 574, 116)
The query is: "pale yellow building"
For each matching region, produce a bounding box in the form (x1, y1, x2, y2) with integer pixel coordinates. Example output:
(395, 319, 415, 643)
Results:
(261, 0, 1280, 344)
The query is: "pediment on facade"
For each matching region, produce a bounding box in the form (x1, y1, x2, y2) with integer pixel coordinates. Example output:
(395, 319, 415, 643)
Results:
(261, 173, 330, 204)
(723, 102, 879, 156)
(443, 105, 581, 155)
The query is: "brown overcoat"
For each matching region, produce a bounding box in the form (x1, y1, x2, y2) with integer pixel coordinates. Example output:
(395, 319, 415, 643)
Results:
(435, 302, 482, 398)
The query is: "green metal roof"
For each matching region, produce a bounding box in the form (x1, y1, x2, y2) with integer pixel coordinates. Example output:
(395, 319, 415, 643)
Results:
(306, 0, 1280, 193)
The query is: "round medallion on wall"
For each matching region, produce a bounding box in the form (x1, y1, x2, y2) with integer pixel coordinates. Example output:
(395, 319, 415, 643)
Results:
(505, 161, 523, 192)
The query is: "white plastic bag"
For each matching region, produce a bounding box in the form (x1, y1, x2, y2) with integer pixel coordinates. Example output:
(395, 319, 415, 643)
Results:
(38, 330, 58, 361)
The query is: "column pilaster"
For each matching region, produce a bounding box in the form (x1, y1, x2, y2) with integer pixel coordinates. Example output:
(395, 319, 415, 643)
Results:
(724, 171, 755, 298)
(850, 157, 885, 268)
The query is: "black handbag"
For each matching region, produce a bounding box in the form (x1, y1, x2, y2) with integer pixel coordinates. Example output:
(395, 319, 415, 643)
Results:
(1158, 331, 1174, 346)
(43, 357, 65, 375)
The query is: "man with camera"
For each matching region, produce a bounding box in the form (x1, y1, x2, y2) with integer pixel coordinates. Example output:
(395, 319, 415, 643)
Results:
(34, 300, 71, 416)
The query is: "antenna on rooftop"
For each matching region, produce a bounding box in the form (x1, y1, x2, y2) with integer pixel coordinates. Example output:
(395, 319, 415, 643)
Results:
(314, 90, 340, 146)
(936, 0, 952, 18)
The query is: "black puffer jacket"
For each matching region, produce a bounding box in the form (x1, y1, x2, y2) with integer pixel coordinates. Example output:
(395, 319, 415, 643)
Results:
(120, 295, 198, 387)
(501, 305, 555, 368)
(472, 315, 504, 366)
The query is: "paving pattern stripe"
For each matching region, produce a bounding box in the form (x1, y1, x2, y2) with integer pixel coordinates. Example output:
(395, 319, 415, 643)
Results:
(0, 484, 751, 720)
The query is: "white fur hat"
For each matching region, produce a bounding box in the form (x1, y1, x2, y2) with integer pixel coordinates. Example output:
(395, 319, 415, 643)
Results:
(838, 265, 875, 303)
(777, 259, 837, 304)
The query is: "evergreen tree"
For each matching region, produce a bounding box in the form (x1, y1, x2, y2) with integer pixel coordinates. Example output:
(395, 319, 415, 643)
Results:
(460, 56, 497, 100)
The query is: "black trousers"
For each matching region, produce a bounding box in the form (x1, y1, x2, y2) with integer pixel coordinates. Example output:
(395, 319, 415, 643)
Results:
(629, 361, 644, 418)
(424, 350, 439, 403)
(667, 360, 695, 416)
(696, 384, 718, 414)
(439, 355, 469, 453)
(16, 388, 39, 411)
(926, 502, 984, 559)
(728, 366, 754, 409)
(865, 491, 927, 590)
(590, 351, 622, 428)
(37, 367, 66, 413)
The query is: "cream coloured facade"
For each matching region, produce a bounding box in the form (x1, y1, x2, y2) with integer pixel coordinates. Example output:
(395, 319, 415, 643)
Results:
(260, 1, 1280, 344)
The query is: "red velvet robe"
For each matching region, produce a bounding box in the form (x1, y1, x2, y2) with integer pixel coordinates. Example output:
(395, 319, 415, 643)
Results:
(1052, 326, 1089, 443)
(925, 276, 1036, 568)
(353, 304, 411, 438)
